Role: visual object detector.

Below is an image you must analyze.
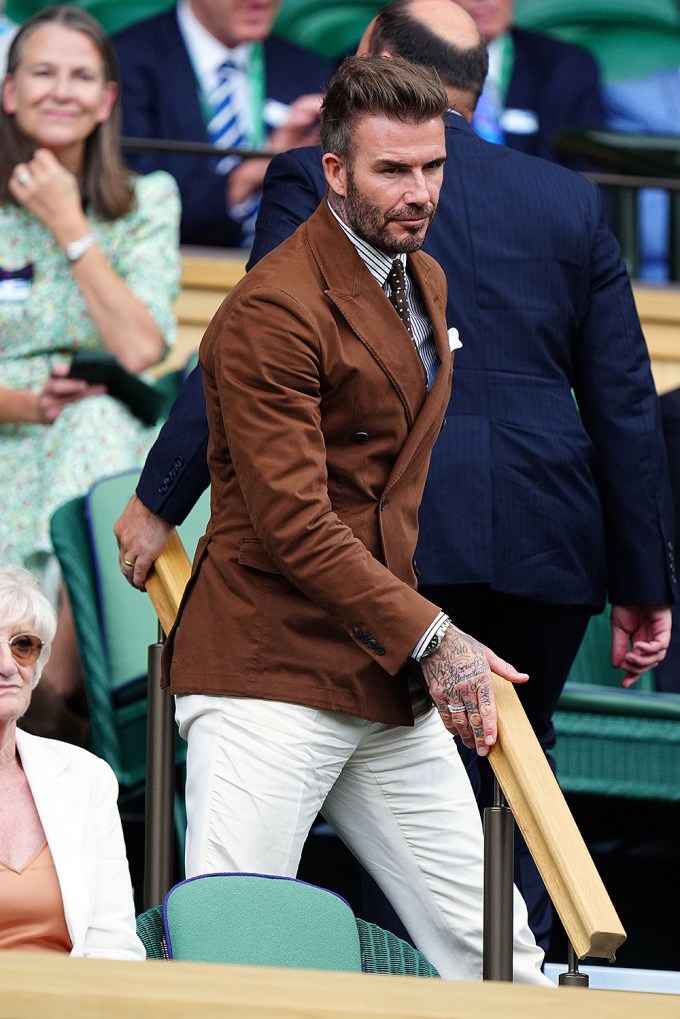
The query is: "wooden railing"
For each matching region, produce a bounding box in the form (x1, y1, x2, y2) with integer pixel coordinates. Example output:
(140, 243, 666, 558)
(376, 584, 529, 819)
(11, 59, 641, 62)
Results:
(145, 534, 626, 964)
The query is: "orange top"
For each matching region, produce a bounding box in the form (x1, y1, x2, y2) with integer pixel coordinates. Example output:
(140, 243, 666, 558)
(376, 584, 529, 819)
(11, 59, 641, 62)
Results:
(0, 842, 72, 953)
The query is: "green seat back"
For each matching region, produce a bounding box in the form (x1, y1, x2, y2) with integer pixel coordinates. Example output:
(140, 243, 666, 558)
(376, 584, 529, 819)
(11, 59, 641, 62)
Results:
(50, 471, 209, 794)
(274, 0, 383, 59)
(137, 884, 440, 975)
(163, 874, 363, 971)
(515, 0, 680, 82)
(84, 470, 210, 700)
(5, 0, 175, 37)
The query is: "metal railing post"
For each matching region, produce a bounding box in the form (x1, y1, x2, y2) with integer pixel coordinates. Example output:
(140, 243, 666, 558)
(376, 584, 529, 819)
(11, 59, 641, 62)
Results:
(482, 777, 514, 981)
(143, 622, 175, 909)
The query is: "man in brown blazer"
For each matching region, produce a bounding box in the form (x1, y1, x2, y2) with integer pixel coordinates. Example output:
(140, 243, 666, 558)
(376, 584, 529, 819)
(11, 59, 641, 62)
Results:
(165, 54, 548, 983)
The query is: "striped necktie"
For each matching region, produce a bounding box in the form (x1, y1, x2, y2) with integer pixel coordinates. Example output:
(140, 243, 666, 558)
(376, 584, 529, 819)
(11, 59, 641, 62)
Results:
(207, 59, 246, 174)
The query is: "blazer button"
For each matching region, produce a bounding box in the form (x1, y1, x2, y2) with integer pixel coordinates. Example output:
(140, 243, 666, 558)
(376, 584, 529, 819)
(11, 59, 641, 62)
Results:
(368, 638, 379, 650)
(380, 497, 389, 511)
(174, 457, 184, 468)
(375, 646, 385, 656)
(352, 431, 369, 443)
(352, 626, 362, 637)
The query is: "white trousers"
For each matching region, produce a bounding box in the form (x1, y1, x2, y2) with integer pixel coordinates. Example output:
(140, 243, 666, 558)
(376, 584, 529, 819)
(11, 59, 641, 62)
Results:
(175, 694, 550, 984)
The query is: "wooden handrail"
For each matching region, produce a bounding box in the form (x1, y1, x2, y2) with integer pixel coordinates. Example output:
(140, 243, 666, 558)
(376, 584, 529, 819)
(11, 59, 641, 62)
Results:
(145, 534, 626, 961)
(489, 677, 625, 960)
(145, 530, 192, 636)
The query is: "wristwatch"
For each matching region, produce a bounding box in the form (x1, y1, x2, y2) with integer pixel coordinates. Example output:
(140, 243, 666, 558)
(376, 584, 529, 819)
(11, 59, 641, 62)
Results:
(420, 616, 452, 658)
(65, 233, 96, 263)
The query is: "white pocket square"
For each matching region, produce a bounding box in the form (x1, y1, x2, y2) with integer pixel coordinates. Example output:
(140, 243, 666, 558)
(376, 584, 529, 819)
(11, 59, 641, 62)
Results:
(448, 327, 462, 351)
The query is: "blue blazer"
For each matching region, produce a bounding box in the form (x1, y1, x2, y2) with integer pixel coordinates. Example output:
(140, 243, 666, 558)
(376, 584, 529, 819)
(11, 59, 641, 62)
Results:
(138, 115, 675, 609)
(112, 9, 334, 246)
(502, 27, 605, 165)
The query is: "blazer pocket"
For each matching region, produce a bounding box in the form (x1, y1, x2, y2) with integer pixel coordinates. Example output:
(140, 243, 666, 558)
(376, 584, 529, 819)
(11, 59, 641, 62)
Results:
(238, 539, 281, 575)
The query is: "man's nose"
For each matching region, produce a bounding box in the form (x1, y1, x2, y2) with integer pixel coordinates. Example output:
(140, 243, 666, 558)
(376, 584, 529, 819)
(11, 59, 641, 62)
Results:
(404, 172, 431, 206)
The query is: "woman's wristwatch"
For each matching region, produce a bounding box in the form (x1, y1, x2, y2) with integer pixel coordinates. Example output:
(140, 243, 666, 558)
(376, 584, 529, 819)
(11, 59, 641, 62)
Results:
(65, 233, 96, 263)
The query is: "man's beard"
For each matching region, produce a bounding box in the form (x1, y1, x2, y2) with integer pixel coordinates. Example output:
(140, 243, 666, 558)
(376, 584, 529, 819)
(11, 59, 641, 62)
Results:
(339, 169, 436, 255)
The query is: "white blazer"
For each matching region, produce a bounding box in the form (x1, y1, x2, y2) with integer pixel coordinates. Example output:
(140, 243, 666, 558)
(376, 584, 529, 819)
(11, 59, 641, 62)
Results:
(15, 727, 145, 960)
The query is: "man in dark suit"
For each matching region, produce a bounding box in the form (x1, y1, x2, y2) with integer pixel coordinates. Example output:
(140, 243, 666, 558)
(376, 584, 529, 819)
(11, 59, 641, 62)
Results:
(459, 0, 605, 164)
(115, 0, 674, 950)
(112, 0, 334, 246)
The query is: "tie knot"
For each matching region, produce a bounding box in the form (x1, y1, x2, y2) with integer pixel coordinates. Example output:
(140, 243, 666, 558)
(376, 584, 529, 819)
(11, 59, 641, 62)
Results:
(216, 58, 239, 81)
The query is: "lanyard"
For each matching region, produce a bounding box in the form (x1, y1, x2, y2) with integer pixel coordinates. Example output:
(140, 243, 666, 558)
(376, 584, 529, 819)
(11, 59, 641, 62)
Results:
(495, 32, 515, 104)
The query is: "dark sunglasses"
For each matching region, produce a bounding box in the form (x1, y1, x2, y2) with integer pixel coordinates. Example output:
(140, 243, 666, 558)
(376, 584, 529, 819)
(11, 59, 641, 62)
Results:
(0, 633, 44, 666)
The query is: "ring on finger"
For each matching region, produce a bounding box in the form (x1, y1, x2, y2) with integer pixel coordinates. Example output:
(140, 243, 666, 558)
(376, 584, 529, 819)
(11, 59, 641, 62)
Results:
(123, 559, 135, 567)
(15, 169, 31, 185)
(447, 703, 467, 713)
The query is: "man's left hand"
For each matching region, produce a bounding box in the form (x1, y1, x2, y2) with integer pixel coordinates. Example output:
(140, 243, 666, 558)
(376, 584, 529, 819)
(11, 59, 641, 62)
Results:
(421, 625, 529, 756)
(611, 604, 672, 687)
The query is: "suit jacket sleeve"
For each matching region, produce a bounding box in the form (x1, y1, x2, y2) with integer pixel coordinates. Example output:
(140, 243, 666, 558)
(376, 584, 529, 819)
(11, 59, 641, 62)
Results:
(247, 147, 324, 270)
(138, 148, 325, 522)
(573, 200, 676, 604)
(136, 364, 210, 522)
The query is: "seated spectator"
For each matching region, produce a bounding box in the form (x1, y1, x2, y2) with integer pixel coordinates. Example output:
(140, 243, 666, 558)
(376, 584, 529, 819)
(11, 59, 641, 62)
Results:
(605, 67, 680, 282)
(112, 0, 335, 247)
(0, 565, 144, 959)
(0, 5, 181, 733)
(457, 0, 605, 165)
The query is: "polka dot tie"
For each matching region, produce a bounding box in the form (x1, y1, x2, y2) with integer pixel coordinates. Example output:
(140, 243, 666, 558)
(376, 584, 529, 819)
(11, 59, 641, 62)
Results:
(386, 258, 413, 336)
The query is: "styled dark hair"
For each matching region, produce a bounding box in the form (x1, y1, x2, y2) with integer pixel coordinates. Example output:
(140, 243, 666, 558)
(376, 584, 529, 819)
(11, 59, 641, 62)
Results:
(320, 53, 448, 158)
(370, 0, 488, 102)
(0, 4, 134, 218)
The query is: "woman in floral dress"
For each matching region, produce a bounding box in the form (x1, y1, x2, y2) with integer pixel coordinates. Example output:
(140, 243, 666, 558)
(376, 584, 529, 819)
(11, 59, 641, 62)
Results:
(0, 5, 180, 720)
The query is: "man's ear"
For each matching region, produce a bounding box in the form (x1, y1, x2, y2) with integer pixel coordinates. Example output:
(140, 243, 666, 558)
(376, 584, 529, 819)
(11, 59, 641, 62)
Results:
(322, 152, 347, 198)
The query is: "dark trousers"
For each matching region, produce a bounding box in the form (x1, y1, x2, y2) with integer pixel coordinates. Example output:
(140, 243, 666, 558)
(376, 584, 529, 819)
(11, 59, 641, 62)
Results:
(419, 583, 592, 953)
(658, 388, 680, 692)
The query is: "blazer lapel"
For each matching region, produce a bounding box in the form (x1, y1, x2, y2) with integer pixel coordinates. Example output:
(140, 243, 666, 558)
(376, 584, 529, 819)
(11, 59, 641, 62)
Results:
(384, 250, 453, 493)
(307, 204, 428, 428)
(16, 729, 90, 953)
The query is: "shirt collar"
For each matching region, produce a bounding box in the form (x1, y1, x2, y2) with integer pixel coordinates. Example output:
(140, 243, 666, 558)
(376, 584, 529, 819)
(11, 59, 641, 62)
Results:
(327, 200, 405, 287)
(177, 0, 251, 90)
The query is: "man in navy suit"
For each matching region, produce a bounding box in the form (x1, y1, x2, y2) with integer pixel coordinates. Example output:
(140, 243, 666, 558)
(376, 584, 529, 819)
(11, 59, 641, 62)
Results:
(115, 0, 674, 949)
(459, 0, 605, 164)
(113, 0, 334, 246)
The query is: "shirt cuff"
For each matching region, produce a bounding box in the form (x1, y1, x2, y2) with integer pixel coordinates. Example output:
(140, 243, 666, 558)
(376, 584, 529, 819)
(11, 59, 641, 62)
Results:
(411, 611, 449, 662)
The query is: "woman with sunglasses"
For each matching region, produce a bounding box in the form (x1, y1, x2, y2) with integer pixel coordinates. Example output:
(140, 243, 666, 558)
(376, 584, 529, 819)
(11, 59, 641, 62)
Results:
(0, 565, 144, 958)
(0, 6, 180, 726)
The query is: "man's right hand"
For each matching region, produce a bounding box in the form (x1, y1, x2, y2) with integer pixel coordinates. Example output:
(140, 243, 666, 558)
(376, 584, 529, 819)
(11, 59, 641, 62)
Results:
(114, 494, 175, 590)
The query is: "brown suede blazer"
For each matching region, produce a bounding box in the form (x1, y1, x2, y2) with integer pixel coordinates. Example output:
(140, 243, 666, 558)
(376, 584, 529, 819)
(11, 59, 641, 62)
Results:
(164, 201, 453, 725)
